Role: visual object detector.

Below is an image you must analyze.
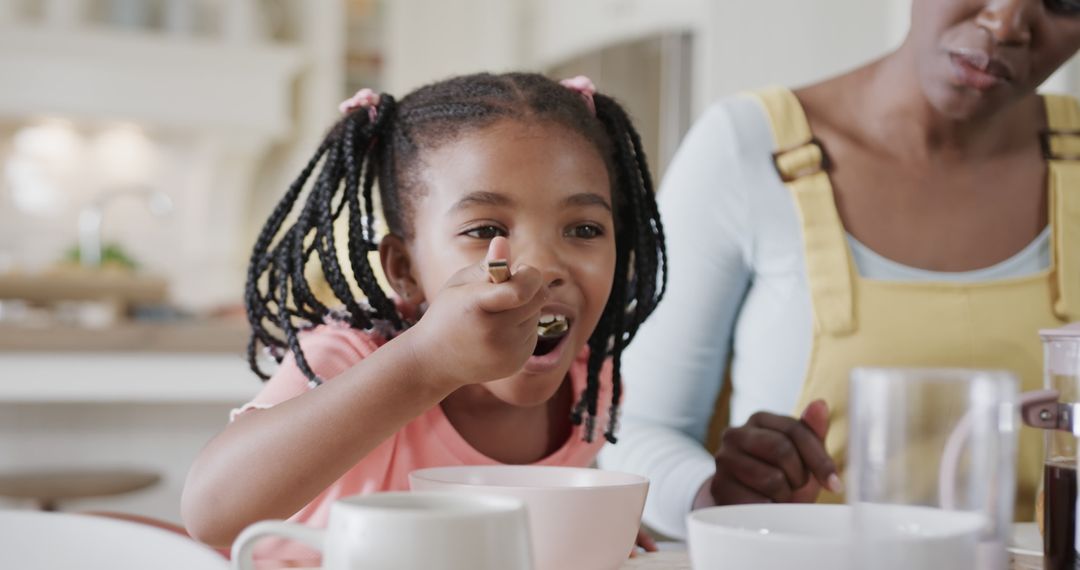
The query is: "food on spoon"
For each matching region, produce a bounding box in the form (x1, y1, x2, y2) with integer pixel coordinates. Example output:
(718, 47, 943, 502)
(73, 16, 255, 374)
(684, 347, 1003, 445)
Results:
(538, 314, 568, 338)
(487, 259, 510, 283)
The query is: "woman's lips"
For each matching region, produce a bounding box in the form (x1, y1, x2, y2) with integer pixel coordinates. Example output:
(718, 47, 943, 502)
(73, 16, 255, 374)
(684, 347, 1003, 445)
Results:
(948, 48, 1013, 91)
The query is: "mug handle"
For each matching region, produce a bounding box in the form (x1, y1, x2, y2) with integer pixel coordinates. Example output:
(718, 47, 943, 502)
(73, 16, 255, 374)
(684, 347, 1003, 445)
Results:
(231, 520, 325, 570)
(939, 389, 1060, 510)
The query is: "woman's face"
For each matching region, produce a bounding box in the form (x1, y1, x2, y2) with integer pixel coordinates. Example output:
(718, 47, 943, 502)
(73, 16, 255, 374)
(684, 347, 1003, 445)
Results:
(911, 0, 1080, 119)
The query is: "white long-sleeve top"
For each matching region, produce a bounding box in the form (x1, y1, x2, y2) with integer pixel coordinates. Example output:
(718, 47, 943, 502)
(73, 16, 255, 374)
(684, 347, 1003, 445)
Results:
(597, 95, 1050, 539)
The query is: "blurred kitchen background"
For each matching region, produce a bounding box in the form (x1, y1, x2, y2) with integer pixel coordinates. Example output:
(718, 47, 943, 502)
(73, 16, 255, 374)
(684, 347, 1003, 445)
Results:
(0, 0, 1076, 525)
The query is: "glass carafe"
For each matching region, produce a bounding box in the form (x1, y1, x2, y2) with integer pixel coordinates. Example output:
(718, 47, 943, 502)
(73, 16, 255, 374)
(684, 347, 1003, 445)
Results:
(847, 367, 1019, 570)
(1038, 322, 1080, 570)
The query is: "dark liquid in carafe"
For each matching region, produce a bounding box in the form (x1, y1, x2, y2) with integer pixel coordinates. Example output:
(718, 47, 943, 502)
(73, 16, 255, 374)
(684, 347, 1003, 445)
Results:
(1045, 461, 1079, 570)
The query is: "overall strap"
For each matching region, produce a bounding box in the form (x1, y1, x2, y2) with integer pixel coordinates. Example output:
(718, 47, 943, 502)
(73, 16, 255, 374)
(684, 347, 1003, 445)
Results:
(750, 87, 856, 335)
(1043, 94, 1080, 321)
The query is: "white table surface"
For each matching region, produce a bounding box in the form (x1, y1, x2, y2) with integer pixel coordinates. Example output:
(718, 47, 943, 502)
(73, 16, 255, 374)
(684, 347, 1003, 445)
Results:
(253, 550, 691, 570)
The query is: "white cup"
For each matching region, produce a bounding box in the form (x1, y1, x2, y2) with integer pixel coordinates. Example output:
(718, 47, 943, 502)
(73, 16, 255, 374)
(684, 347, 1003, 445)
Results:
(231, 491, 534, 570)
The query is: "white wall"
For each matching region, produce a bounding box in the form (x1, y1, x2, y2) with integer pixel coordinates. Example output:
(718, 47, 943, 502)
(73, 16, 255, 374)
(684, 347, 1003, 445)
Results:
(383, 0, 909, 124)
(246, 0, 346, 259)
(383, 0, 525, 94)
(698, 0, 901, 110)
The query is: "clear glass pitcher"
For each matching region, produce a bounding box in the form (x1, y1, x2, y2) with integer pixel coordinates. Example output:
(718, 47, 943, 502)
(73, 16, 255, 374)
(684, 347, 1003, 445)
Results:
(1031, 322, 1080, 570)
(847, 367, 1019, 570)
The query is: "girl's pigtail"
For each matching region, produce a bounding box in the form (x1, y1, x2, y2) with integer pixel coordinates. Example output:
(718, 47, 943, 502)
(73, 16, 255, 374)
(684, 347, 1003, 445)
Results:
(313, 114, 373, 332)
(572, 93, 668, 444)
(244, 94, 399, 385)
(275, 228, 321, 386)
(244, 134, 334, 379)
(345, 96, 405, 331)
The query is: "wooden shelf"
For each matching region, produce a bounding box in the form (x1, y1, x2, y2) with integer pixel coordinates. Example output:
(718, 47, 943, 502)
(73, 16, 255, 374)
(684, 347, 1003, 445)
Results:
(0, 270, 168, 306)
(0, 319, 249, 353)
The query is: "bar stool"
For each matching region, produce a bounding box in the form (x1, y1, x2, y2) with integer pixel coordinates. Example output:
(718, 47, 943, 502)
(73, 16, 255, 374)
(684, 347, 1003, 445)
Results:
(0, 468, 160, 511)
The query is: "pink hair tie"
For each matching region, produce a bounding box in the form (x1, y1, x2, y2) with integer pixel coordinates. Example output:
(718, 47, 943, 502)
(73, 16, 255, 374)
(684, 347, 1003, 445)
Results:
(338, 88, 381, 122)
(560, 75, 597, 115)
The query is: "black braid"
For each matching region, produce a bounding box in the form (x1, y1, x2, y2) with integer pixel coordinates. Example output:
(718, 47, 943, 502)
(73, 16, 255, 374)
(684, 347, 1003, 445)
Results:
(569, 93, 667, 443)
(287, 143, 336, 323)
(275, 229, 320, 382)
(312, 123, 370, 331)
(245, 102, 400, 383)
(243, 73, 666, 444)
(346, 100, 403, 328)
(244, 137, 333, 378)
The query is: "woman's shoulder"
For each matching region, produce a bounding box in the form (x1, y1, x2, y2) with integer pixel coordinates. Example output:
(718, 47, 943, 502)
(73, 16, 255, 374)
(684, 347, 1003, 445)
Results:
(692, 92, 780, 157)
(660, 91, 784, 214)
(664, 93, 780, 195)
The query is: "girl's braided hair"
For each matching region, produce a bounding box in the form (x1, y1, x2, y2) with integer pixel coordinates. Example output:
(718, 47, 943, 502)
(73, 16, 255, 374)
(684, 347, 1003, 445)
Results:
(244, 72, 666, 443)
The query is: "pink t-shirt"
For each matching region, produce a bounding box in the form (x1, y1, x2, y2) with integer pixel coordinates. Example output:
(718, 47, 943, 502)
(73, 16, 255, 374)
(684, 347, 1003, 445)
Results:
(232, 325, 612, 561)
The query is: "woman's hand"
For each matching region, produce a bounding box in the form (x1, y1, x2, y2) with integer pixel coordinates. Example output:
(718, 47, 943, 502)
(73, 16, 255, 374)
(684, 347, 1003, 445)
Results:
(407, 236, 548, 390)
(707, 399, 842, 505)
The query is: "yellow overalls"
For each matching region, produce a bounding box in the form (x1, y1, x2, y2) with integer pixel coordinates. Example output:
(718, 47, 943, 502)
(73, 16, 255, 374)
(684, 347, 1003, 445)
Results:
(750, 87, 1080, 520)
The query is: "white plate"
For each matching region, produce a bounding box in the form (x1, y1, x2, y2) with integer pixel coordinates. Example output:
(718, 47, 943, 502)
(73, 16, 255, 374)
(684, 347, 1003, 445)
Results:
(0, 510, 228, 570)
(1008, 522, 1042, 557)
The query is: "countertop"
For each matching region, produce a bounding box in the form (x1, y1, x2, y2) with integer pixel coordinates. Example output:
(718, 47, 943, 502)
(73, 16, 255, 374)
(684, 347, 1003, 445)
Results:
(0, 318, 260, 403)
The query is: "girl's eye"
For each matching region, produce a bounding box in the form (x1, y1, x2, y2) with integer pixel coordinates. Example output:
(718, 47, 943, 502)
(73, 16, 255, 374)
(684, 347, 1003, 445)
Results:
(463, 225, 506, 239)
(566, 224, 605, 239)
(1046, 0, 1080, 15)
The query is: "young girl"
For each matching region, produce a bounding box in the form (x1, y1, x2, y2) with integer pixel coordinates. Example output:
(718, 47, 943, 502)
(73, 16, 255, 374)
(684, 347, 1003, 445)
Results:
(181, 72, 666, 558)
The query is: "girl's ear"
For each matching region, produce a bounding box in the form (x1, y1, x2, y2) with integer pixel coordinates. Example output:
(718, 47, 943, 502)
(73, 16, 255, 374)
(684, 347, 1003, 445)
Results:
(379, 234, 425, 306)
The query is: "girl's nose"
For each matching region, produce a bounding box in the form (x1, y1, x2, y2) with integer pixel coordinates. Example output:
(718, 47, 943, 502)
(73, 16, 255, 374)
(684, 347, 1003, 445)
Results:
(515, 243, 568, 289)
(976, 0, 1036, 47)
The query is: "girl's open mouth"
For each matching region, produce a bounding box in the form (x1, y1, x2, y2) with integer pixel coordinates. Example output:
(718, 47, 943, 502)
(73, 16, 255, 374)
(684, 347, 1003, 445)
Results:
(533, 313, 570, 356)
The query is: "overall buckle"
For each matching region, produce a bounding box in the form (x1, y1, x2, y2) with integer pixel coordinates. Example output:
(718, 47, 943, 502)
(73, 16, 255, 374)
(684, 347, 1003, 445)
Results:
(772, 138, 831, 183)
(1040, 129, 1080, 161)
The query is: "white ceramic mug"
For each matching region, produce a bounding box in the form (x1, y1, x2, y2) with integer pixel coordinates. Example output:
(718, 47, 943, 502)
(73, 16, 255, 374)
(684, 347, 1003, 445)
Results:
(231, 491, 533, 570)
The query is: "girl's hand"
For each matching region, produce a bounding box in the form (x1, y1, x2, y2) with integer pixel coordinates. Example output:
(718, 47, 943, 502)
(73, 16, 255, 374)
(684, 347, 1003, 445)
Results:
(628, 527, 658, 557)
(408, 236, 548, 390)
(707, 399, 842, 505)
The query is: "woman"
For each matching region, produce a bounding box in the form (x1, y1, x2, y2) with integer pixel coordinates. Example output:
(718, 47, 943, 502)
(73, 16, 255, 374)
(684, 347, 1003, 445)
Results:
(600, 0, 1080, 539)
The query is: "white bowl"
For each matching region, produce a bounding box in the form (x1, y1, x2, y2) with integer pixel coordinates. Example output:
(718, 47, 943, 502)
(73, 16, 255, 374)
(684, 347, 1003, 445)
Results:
(409, 465, 648, 570)
(688, 504, 849, 569)
(687, 503, 985, 570)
